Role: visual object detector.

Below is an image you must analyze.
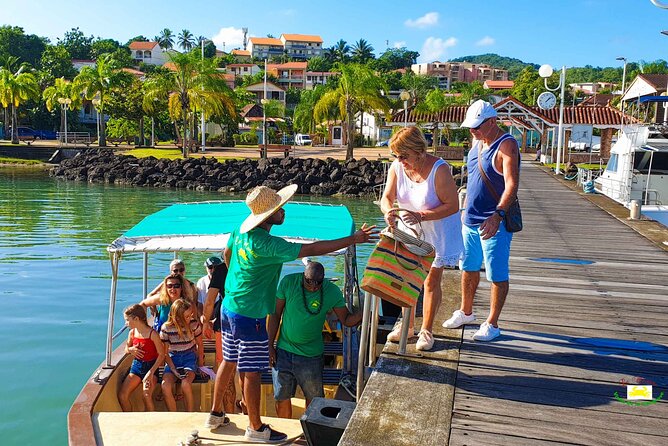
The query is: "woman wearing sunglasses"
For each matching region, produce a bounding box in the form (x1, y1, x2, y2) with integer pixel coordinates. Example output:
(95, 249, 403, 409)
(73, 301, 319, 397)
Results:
(140, 274, 186, 333)
(380, 126, 463, 351)
(146, 259, 198, 310)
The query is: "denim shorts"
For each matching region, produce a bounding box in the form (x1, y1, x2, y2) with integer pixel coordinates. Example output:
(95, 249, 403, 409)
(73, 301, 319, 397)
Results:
(221, 307, 269, 373)
(164, 349, 197, 376)
(460, 221, 513, 282)
(129, 358, 156, 379)
(272, 348, 324, 401)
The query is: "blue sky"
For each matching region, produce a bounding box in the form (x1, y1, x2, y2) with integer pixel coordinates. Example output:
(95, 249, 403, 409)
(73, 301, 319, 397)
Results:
(3, 0, 668, 68)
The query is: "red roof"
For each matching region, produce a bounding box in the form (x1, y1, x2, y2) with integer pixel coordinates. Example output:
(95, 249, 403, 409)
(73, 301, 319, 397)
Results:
(267, 62, 307, 70)
(280, 34, 323, 43)
(122, 67, 144, 77)
(129, 41, 159, 50)
(232, 49, 251, 56)
(484, 80, 514, 89)
(249, 37, 283, 46)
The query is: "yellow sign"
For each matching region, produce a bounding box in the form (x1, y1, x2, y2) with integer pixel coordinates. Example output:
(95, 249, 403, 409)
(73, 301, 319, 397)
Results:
(627, 385, 653, 400)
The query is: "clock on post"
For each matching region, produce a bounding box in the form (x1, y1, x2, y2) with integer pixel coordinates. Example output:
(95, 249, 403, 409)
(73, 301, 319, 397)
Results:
(537, 91, 557, 110)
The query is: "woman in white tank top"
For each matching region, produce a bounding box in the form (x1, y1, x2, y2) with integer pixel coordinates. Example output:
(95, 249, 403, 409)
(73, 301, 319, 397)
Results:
(379, 127, 463, 351)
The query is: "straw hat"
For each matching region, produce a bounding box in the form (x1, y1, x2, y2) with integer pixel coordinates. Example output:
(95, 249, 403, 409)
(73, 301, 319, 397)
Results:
(240, 184, 298, 233)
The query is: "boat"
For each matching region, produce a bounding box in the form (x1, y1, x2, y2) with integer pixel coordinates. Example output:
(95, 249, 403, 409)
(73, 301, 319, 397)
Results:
(68, 200, 370, 445)
(594, 124, 668, 225)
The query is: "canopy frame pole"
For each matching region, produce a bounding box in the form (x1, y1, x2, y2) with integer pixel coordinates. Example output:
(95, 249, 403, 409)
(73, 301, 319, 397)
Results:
(142, 252, 148, 299)
(105, 252, 121, 367)
(356, 291, 373, 401)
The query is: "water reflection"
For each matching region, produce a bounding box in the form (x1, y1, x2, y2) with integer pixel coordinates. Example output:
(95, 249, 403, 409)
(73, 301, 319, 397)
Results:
(0, 167, 383, 444)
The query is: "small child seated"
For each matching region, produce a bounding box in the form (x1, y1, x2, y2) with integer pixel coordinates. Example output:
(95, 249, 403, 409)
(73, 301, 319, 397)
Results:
(160, 299, 204, 412)
(118, 304, 164, 411)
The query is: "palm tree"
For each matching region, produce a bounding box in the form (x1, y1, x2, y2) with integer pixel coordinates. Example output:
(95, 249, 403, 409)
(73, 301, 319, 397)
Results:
(0, 66, 40, 144)
(43, 77, 81, 138)
(333, 40, 350, 63)
(314, 63, 390, 159)
(293, 86, 327, 133)
(73, 54, 130, 147)
(351, 39, 374, 63)
(178, 30, 195, 51)
(156, 28, 174, 50)
(143, 52, 236, 157)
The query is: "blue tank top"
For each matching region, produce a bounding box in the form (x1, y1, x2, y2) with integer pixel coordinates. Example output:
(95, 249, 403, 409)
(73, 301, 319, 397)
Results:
(464, 133, 518, 226)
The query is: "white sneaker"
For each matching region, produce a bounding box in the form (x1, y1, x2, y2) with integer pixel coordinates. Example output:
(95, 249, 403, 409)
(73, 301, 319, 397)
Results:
(245, 424, 287, 443)
(442, 310, 476, 329)
(415, 330, 434, 351)
(472, 322, 501, 341)
(204, 412, 229, 430)
(387, 321, 416, 342)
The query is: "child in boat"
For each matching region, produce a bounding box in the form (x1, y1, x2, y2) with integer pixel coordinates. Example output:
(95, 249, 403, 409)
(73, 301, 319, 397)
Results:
(117, 304, 165, 411)
(160, 298, 204, 412)
(140, 274, 185, 333)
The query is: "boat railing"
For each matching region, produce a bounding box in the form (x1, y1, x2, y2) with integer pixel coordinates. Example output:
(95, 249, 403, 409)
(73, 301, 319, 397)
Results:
(593, 174, 631, 203)
(577, 166, 604, 189)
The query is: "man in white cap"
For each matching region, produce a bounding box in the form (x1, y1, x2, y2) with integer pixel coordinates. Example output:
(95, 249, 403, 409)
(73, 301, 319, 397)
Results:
(203, 184, 376, 443)
(442, 100, 520, 342)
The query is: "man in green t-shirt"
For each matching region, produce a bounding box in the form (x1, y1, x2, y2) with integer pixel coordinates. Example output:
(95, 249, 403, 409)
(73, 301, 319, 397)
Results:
(203, 185, 376, 443)
(267, 261, 362, 418)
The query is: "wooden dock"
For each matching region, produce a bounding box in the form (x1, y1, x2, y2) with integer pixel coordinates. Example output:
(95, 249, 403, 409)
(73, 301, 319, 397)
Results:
(341, 162, 668, 446)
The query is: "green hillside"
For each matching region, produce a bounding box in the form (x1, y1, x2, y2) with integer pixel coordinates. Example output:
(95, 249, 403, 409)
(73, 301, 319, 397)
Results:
(449, 53, 538, 79)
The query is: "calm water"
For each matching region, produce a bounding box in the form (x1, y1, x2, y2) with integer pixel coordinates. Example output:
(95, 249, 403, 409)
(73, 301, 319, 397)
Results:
(0, 168, 383, 445)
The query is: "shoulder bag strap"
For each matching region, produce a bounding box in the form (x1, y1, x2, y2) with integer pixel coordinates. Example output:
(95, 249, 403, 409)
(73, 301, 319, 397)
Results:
(477, 145, 501, 204)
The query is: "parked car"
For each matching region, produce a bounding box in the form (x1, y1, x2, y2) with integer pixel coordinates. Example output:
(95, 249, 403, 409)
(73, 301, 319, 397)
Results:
(295, 133, 312, 146)
(375, 140, 389, 147)
(8, 126, 57, 140)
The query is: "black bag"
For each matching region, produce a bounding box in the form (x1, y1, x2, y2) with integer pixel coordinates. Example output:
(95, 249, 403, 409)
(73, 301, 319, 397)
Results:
(477, 144, 523, 233)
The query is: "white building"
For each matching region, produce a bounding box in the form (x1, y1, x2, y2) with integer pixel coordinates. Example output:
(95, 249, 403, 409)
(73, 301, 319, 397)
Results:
(128, 41, 168, 66)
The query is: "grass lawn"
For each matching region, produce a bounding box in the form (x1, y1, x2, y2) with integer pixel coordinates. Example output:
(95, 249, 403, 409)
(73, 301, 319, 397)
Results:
(544, 162, 605, 170)
(119, 148, 244, 162)
(0, 156, 43, 165)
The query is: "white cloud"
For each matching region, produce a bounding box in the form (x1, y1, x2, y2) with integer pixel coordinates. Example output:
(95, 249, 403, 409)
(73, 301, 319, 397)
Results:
(420, 37, 457, 62)
(476, 36, 495, 46)
(405, 12, 439, 29)
(394, 41, 407, 49)
(212, 26, 245, 51)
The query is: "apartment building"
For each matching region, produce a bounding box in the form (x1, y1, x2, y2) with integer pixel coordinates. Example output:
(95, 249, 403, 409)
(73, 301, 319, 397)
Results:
(227, 63, 262, 77)
(279, 34, 323, 60)
(248, 37, 284, 60)
(267, 62, 308, 89)
(305, 71, 337, 89)
(411, 61, 509, 89)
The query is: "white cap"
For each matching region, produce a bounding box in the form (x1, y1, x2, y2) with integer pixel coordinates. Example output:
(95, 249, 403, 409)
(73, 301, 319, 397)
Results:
(461, 100, 497, 128)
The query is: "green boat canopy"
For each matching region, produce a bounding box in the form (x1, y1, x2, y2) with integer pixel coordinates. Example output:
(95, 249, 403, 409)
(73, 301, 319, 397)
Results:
(108, 201, 356, 254)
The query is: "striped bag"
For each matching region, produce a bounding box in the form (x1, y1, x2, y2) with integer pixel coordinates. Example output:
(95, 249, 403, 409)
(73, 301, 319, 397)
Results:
(361, 233, 434, 308)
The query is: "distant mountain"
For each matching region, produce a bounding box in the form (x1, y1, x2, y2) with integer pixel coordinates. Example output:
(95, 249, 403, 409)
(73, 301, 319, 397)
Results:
(448, 53, 538, 80)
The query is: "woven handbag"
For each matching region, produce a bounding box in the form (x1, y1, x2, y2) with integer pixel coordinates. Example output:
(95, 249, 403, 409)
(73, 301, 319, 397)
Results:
(361, 209, 435, 307)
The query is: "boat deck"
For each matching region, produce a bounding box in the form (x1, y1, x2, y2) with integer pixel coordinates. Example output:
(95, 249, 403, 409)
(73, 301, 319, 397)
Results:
(95, 412, 305, 445)
(340, 162, 668, 446)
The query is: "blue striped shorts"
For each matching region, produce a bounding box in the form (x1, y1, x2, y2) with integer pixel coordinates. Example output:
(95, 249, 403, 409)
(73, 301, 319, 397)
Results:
(221, 307, 269, 373)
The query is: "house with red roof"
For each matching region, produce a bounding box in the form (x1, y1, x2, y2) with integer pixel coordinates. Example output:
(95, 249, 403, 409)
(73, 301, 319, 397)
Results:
(128, 41, 167, 66)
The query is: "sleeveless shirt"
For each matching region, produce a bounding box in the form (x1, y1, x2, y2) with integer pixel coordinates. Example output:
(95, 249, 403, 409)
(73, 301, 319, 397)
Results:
(465, 133, 518, 226)
(393, 158, 463, 267)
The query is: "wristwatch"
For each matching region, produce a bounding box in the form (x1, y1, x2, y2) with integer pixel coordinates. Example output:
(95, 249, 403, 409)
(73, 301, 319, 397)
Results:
(495, 209, 506, 218)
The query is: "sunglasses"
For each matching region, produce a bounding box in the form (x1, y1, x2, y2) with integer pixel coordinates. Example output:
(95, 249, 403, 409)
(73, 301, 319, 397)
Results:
(471, 118, 489, 131)
(166, 283, 182, 289)
(172, 267, 185, 273)
(391, 152, 409, 161)
(304, 277, 323, 286)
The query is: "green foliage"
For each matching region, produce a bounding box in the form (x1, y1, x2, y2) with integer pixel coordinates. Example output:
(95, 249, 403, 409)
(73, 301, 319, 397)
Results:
(233, 131, 258, 145)
(106, 117, 139, 139)
(307, 56, 332, 72)
(372, 47, 419, 72)
(40, 45, 77, 80)
(351, 39, 375, 63)
(449, 53, 537, 79)
(105, 78, 144, 121)
(126, 36, 149, 46)
(57, 27, 94, 60)
(178, 30, 195, 51)
(285, 87, 301, 107)
(511, 66, 543, 105)
(380, 71, 402, 91)
(238, 71, 279, 88)
(0, 26, 47, 68)
(401, 72, 438, 105)
(155, 29, 175, 50)
(90, 38, 122, 60)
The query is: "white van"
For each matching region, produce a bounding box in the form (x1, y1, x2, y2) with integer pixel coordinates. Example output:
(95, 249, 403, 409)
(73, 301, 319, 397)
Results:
(295, 133, 312, 146)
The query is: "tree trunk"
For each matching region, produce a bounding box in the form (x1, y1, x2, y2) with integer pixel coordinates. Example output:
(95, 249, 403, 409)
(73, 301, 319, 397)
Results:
(11, 105, 19, 144)
(432, 123, 439, 154)
(99, 105, 107, 147)
(346, 105, 355, 160)
(2, 107, 7, 139)
(139, 116, 145, 146)
(182, 108, 188, 158)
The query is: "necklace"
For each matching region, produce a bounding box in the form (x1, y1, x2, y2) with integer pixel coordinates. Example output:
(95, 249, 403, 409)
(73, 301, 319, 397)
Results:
(405, 155, 426, 184)
(302, 281, 323, 315)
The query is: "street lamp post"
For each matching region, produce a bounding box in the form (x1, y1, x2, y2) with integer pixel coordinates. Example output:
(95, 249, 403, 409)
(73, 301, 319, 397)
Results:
(261, 59, 268, 159)
(200, 39, 210, 153)
(399, 90, 410, 128)
(58, 97, 72, 146)
(539, 64, 566, 175)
